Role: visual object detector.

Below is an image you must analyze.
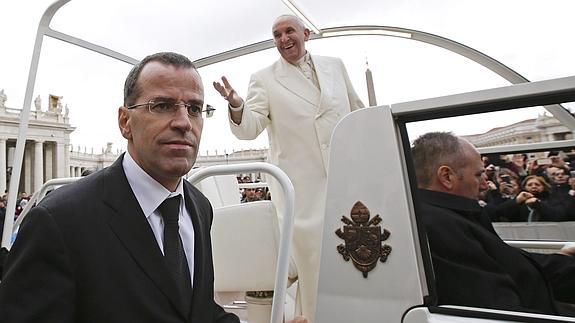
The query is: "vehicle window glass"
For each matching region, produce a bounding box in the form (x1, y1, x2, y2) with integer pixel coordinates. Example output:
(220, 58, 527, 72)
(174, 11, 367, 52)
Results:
(406, 101, 575, 246)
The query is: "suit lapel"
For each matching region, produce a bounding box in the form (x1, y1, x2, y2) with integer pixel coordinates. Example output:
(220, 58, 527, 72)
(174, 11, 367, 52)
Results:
(313, 55, 335, 117)
(103, 157, 188, 319)
(184, 182, 209, 321)
(275, 58, 320, 107)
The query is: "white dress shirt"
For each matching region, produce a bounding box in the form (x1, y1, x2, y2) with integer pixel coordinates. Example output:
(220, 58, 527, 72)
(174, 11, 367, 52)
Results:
(122, 152, 195, 288)
(295, 52, 319, 89)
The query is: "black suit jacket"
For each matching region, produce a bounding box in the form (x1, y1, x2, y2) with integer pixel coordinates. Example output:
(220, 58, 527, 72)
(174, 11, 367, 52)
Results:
(418, 189, 575, 316)
(0, 156, 239, 323)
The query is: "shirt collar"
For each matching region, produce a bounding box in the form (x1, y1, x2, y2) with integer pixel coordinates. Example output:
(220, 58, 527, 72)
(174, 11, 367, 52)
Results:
(417, 189, 483, 213)
(122, 152, 184, 219)
(294, 51, 311, 67)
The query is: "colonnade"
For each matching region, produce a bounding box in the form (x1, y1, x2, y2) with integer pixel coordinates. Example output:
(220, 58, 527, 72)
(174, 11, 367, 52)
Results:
(70, 166, 90, 177)
(0, 138, 68, 195)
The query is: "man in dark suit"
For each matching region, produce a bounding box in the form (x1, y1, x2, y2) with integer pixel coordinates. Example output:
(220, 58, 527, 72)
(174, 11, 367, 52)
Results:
(0, 52, 239, 322)
(411, 131, 575, 316)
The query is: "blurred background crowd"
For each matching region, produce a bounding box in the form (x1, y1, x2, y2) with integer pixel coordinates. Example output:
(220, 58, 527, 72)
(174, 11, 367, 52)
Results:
(236, 175, 271, 203)
(481, 150, 575, 222)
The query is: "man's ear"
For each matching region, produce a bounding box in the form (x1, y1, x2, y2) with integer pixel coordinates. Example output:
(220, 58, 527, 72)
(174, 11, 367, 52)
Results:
(303, 28, 310, 41)
(118, 106, 132, 140)
(437, 165, 456, 190)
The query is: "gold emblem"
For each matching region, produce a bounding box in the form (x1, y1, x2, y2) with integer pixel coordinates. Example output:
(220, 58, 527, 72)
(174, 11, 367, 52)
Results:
(336, 201, 392, 278)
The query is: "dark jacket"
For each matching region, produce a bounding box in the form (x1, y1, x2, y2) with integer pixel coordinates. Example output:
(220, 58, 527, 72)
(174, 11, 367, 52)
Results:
(548, 184, 575, 221)
(0, 207, 6, 277)
(0, 156, 239, 323)
(487, 190, 566, 222)
(418, 189, 575, 315)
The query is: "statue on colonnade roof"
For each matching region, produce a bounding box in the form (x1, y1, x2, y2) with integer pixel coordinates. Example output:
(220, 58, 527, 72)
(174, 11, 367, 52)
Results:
(0, 89, 6, 108)
(34, 95, 41, 111)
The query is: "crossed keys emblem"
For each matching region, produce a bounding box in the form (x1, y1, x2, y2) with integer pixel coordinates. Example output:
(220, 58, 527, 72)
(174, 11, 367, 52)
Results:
(336, 201, 392, 278)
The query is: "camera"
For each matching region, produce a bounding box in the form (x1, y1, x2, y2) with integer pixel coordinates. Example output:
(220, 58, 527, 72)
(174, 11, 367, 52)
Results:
(537, 158, 552, 166)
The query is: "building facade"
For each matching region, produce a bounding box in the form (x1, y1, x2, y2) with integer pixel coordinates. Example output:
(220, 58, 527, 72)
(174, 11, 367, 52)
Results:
(463, 113, 574, 147)
(0, 91, 75, 195)
(3, 86, 574, 195)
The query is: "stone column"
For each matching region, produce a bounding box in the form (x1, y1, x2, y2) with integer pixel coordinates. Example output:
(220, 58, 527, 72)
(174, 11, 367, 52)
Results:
(34, 141, 44, 192)
(64, 144, 71, 177)
(55, 143, 65, 178)
(24, 143, 32, 194)
(45, 143, 53, 181)
(7, 146, 15, 168)
(0, 139, 6, 195)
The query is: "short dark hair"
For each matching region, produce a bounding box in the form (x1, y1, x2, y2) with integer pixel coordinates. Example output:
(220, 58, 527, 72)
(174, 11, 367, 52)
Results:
(411, 132, 466, 187)
(123, 52, 196, 106)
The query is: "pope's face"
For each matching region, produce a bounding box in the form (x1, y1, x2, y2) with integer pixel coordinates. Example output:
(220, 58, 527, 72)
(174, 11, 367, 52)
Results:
(272, 16, 310, 64)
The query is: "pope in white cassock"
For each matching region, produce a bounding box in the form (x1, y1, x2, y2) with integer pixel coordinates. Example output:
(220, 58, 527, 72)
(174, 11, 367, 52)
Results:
(213, 14, 365, 322)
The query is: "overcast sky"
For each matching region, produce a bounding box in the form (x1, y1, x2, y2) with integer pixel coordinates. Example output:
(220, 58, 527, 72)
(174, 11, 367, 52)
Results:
(1, 0, 574, 155)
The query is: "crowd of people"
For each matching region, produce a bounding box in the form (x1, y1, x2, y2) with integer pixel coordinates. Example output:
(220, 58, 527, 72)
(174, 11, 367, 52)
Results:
(237, 175, 270, 203)
(0, 192, 30, 239)
(480, 151, 575, 222)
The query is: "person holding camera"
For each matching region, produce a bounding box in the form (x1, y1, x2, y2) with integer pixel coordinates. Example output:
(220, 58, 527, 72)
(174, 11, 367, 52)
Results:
(484, 168, 521, 221)
(488, 175, 567, 222)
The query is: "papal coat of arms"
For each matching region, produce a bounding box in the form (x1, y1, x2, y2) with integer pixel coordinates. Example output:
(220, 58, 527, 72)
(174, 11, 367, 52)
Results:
(335, 201, 392, 278)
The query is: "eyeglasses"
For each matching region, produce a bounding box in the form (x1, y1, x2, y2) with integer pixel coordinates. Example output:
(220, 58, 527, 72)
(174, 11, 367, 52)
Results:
(126, 99, 215, 118)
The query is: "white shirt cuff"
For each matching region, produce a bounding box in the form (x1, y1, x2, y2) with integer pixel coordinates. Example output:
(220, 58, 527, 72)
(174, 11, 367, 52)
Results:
(228, 102, 244, 112)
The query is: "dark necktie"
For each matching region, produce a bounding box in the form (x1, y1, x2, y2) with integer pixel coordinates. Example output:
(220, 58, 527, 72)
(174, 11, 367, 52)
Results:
(158, 196, 192, 310)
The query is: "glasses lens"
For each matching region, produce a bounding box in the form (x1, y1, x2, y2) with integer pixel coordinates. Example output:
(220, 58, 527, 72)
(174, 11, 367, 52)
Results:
(148, 100, 207, 118)
(205, 105, 215, 118)
(149, 101, 176, 114)
(186, 105, 202, 118)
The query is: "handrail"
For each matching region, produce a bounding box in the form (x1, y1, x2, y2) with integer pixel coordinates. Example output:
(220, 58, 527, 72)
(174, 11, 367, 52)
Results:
(505, 240, 573, 250)
(392, 75, 575, 121)
(238, 182, 268, 189)
(435, 305, 575, 322)
(188, 162, 294, 323)
(477, 139, 575, 155)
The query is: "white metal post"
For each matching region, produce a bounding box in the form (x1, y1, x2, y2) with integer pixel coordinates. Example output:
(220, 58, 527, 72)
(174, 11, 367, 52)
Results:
(1, 0, 70, 249)
(188, 163, 295, 323)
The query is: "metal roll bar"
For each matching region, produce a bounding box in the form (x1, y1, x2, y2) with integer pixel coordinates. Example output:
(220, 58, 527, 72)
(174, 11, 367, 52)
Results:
(188, 162, 295, 323)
